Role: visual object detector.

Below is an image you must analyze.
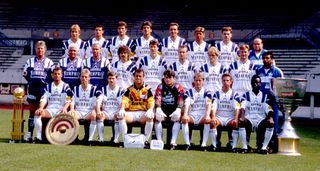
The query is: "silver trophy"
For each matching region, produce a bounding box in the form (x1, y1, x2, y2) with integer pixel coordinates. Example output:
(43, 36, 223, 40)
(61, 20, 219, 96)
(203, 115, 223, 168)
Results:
(272, 78, 307, 156)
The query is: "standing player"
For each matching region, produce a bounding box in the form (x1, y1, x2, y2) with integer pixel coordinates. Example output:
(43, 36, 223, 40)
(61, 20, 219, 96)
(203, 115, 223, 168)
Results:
(132, 21, 157, 62)
(85, 24, 109, 59)
(96, 71, 125, 144)
(248, 37, 268, 68)
(33, 66, 73, 143)
(154, 70, 184, 149)
(161, 22, 187, 66)
(187, 26, 211, 70)
(69, 69, 100, 145)
(58, 44, 84, 90)
(108, 21, 135, 64)
(23, 40, 54, 142)
(210, 73, 241, 152)
(111, 45, 137, 89)
(229, 44, 256, 97)
(200, 46, 227, 93)
(239, 75, 275, 154)
(82, 43, 110, 87)
(255, 51, 284, 152)
(138, 39, 168, 94)
(169, 45, 196, 91)
(118, 69, 155, 146)
(62, 24, 86, 59)
(181, 72, 213, 151)
(215, 26, 239, 70)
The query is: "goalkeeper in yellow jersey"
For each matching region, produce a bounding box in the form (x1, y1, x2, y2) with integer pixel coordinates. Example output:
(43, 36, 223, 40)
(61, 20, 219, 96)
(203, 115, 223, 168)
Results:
(118, 68, 155, 147)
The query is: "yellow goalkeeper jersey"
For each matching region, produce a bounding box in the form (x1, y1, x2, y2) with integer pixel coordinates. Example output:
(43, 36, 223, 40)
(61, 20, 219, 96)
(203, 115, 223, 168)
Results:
(121, 83, 154, 111)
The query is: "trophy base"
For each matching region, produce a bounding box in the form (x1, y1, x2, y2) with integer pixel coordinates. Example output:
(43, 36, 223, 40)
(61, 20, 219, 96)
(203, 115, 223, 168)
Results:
(277, 137, 301, 156)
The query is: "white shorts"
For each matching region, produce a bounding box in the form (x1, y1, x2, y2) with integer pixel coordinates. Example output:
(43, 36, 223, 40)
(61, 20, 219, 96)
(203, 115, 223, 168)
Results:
(216, 115, 233, 127)
(189, 114, 205, 125)
(126, 111, 145, 122)
(46, 108, 61, 117)
(102, 111, 115, 120)
(76, 110, 94, 119)
(247, 118, 264, 131)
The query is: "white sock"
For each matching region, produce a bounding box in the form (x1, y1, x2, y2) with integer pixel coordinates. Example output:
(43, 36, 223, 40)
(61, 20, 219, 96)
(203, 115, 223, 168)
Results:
(262, 128, 274, 150)
(231, 130, 239, 149)
(34, 116, 42, 140)
(144, 121, 153, 141)
(209, 128, 217, 147)
(181, 123, 190, 145)
(239, 128, 247, 149)
(170, 122, 181, 145)
(154, 122, 163, 141)
(88, 121, 96, 141)
(119, 119, 127, 142)
(97, 120, 104, 142)
(113, 121, 120, 143)
(201, 124, 210, 147)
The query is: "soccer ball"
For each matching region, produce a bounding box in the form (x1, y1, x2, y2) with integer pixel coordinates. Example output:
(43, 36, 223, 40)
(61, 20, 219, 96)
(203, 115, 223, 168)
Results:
(13, 87, 25, 99)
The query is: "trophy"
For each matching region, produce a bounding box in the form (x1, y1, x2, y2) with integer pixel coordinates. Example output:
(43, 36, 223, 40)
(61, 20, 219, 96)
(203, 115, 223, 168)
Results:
(272, 78, 307, 156)
(10, 87, 26, 143)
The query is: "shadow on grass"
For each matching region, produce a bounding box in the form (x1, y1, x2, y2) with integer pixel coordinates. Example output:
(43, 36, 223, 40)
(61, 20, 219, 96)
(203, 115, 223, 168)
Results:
(0, 138, 13, 143)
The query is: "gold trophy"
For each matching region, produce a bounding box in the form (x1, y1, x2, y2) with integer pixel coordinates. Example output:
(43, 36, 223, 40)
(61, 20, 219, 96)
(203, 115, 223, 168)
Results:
(10, 87, 26, 143)
(272, 78, 307, 156)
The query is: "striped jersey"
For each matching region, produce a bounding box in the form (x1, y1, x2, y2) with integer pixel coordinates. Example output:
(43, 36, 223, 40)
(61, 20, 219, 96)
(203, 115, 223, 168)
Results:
(97, 85, 125, 115)
(85, 37, 109, 59)
(199, 62, 227, 92)
(184, 87, 213, 116)
(241, 90, 273, 121)
(161, 36, 186, 66)
(132, 36, 156, 62)
(72, 84, 99, 114)
(40, 81, 73, 111)
(23, 57, 54, 99)
(62, 38, 86, 59)
(111, 60, 137, 89)
(187, 41, 210, 70)
(58, 57, 84, 90)
(169, 60, 196, 90)
(82, 56, 110, 87)
(215, 41, 239, 69)
(212, 89, 241, 118)
(138, 55, 168, 92)
(229, 60, 256, 96)
(108, 35, 134, 64)
(255, 65, 284, 94)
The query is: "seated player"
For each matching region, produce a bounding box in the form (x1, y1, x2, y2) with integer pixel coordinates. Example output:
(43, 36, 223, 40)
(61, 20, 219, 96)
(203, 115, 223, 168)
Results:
(154, 70, 184, 149)
(96, 71, 125, 144)
(210, 73, 241, 152)
(181, 72, 213, 151)
(118, 68, 155, 147)
(68, 68, 100, 145)
(238, 75, 274, 154)
(34, 66, 73, 143)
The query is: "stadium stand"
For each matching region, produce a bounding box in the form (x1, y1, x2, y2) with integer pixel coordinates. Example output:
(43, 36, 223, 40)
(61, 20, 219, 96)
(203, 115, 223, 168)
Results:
(272, 49, 320, 77)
